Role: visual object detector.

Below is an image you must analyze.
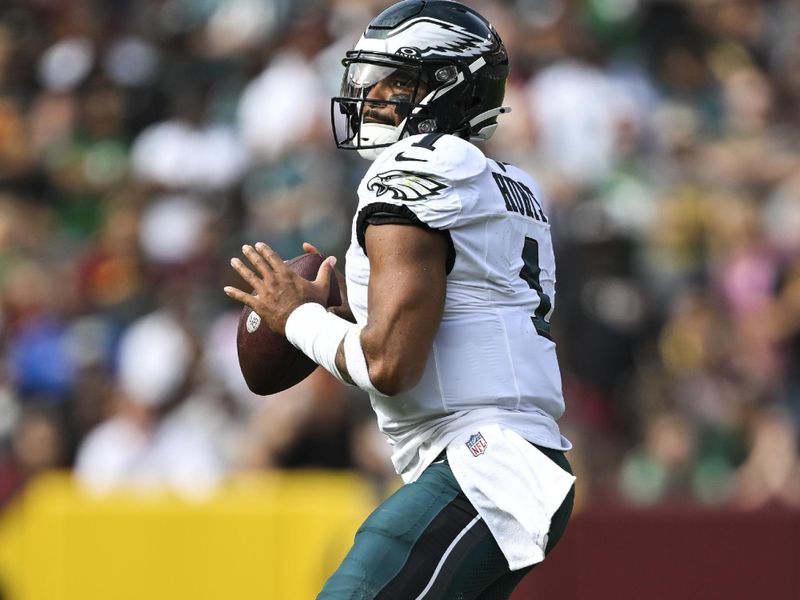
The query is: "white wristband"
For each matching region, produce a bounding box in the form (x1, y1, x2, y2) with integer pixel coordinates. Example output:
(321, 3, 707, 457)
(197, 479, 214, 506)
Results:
(343, 326, 384, 396)
(284, 303, 351, 384)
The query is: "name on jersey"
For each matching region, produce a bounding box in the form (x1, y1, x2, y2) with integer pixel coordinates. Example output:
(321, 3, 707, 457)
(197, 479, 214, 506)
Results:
(492, 173, 548, 223)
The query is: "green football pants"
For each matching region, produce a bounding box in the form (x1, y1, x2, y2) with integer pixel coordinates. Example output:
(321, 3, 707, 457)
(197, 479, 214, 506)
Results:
(318, 445, 574, 599)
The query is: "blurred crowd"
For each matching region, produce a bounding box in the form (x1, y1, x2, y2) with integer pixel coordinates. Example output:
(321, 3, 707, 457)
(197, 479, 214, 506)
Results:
(1, 0, 799, 511)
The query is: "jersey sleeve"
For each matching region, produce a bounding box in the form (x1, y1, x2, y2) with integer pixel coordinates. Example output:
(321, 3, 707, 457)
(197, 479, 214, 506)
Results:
(355, 134, 488, 246)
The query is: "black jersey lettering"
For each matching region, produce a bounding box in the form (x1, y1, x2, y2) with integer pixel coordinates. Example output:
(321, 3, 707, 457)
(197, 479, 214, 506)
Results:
(492, 172, 547, 223)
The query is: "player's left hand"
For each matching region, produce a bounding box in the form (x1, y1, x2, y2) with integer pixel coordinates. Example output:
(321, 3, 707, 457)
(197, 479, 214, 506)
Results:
(224, 243, 336, 336)
(303, 242, 354, 323)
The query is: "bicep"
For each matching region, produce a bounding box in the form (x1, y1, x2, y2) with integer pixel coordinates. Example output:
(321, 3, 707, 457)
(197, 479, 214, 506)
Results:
(360, 222, 449, 395)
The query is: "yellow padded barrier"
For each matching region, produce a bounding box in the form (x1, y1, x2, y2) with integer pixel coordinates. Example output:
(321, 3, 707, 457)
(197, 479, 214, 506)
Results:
(0, 471, 379, 600)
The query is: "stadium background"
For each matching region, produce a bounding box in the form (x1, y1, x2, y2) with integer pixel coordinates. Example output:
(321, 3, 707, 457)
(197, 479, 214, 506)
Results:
(0, 0, 799, 597)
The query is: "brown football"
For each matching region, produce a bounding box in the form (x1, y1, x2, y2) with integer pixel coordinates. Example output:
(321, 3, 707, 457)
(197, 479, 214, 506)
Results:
(236, 253, 341, 395)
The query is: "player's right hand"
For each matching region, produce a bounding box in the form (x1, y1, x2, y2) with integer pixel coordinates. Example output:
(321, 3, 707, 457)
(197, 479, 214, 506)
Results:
(303, 242, 354, 323)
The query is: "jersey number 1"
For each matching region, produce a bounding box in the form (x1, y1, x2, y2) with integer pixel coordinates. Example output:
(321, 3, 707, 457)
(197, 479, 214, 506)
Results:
(520, 237, 552, 339)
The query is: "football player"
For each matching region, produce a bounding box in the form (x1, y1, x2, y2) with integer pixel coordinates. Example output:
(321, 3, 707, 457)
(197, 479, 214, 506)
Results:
(225, 1, 576, 597)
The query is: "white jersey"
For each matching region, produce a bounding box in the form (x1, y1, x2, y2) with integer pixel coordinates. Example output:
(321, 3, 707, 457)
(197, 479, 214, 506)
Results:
(345, 133, 571, 482)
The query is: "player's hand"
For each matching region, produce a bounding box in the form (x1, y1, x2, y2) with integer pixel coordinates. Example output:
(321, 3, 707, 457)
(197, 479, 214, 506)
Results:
(303, 242, 355, 323)
(224, 243, 335, 336)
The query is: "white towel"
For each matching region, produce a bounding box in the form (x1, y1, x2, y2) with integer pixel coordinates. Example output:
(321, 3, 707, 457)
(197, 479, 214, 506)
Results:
(446, 424, 576, 570)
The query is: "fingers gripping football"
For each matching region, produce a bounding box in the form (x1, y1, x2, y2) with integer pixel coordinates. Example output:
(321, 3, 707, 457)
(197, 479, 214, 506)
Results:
(225, 243, 336, 336)
(303, 241, 354, 322)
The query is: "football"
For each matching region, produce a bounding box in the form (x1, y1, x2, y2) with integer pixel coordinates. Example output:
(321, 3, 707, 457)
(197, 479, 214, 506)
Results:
(236, 253, 341, 395)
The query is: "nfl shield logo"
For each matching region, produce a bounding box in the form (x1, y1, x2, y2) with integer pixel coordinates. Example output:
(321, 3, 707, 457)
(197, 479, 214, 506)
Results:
(466, 432, 488, 457)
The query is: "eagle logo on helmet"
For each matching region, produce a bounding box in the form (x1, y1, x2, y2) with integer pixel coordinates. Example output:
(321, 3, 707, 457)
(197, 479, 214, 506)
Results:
(384, 18, 494, 58)
(366, 170, 448, 201)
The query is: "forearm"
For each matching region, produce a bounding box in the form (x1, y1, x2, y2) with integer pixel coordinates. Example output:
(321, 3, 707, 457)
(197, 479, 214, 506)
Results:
(335, 341, 354, 385)
(284, 303, 386, 395)
(286, 223, 447, 396)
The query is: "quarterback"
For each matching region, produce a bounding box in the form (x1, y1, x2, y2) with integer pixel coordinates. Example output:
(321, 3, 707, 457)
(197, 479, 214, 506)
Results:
(225, 1, 576, 598)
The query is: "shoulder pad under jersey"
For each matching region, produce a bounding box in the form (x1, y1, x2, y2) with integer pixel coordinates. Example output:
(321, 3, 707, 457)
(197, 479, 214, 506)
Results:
(359, 134, 488, 230)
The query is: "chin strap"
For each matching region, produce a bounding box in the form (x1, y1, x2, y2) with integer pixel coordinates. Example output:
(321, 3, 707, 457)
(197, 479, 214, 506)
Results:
(356, 122, 404, 160)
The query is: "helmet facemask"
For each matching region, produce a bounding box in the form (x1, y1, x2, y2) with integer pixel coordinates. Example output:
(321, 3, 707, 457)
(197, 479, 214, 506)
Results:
(332, 53, 444, 160)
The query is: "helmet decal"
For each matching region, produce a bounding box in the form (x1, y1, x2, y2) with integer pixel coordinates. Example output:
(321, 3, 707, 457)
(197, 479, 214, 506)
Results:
(359, 17, 494, 58)
(396, 47, 423, 58)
